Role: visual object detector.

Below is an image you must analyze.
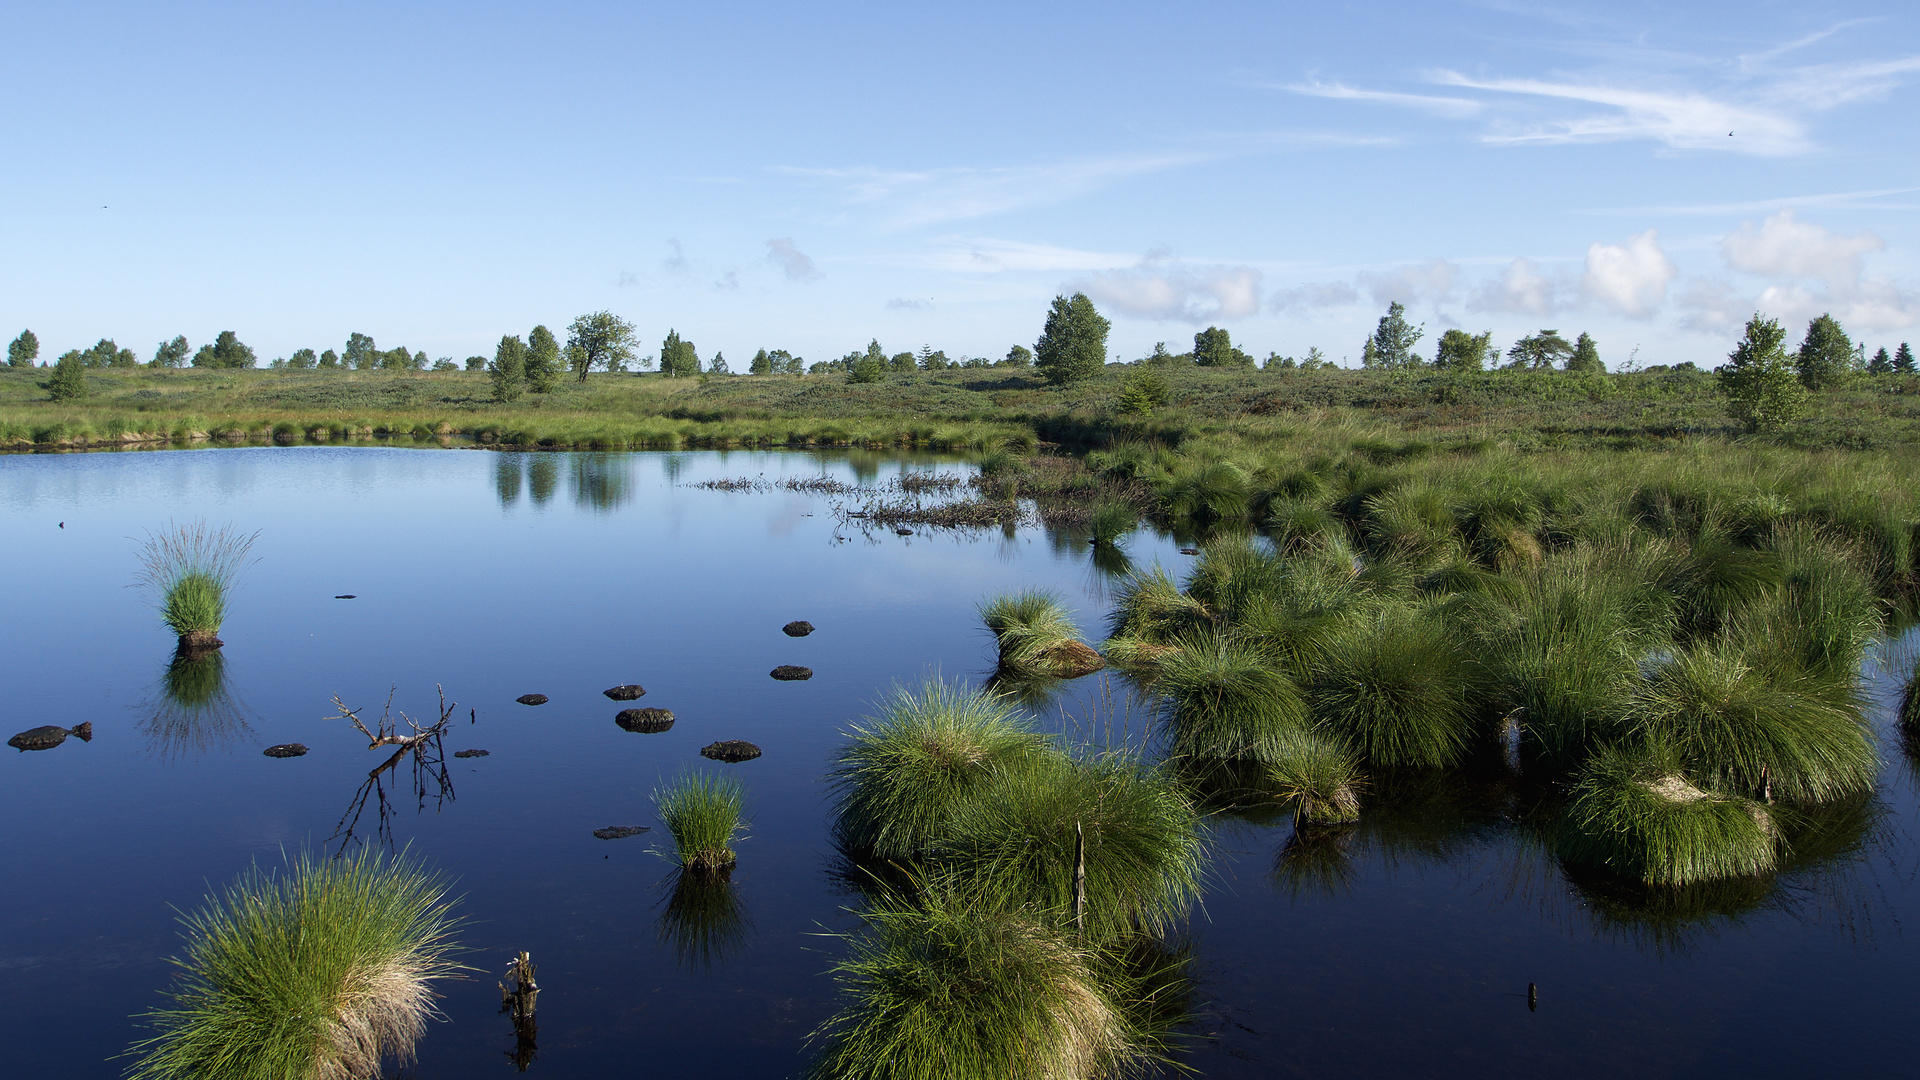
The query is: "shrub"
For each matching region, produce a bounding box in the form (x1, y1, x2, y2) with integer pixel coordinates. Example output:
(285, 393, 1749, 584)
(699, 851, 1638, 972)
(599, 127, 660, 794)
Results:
(126, 849, 463, 1080)
(654, 771, 748, 871)
(829, 680, 1053, 859)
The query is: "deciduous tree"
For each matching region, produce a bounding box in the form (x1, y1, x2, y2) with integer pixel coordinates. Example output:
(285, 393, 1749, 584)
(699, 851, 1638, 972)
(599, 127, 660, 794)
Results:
(193, 331, 256, 369)
(566, 311, 639, 381)
(343, 332, 377, 370)
(1432, 328, 1492, 372)
(1034, 293, 1110, 385)
(317, 349, 340, 370)
(287, 348, 318, 370)
(1365, 302, 1424, 369)
(150, 335, 190, 367)
(1718, 313, 1806, 432)
(1002, 344, 1033, 367)
(658, 329, 699, 378)
(47, 350, 88, 400)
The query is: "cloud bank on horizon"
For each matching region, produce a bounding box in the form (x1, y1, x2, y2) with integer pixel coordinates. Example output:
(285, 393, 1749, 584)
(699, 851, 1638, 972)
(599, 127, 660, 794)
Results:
(1, 1, 1916, 367)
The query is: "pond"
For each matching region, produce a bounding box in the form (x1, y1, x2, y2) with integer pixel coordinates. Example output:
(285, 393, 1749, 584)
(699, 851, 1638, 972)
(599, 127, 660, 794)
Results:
(2, 445, 1916, 1078)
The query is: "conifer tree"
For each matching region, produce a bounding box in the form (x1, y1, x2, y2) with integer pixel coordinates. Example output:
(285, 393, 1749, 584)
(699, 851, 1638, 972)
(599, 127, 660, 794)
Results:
(489, 334, 527, 402)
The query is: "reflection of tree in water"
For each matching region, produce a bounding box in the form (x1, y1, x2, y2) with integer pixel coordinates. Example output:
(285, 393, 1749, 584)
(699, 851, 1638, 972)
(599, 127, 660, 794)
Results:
(139, 647, 255, 760)
(494, 453, 524, 506)
(656, 867, 750, 970)
(845, 451, 883, 486)
(327, 689, 458, 854)
(527, 455, 558, 505)
(570, 453, 633, 512)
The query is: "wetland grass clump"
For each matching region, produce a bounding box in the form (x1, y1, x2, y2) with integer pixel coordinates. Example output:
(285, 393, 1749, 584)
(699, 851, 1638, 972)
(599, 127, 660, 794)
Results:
(1263, 730, 1363, 826)
(980, 591, 1102, 678)
(806, 883, 1154, 1080)
(1556, 743, 1777, 888)
(1636, 645, 1877, 804)
(654, 771, 748, 872)
(829, 680, 1053, 859)
(127, 848, 462, 1080)
(1309, 608, 1474, 770)
(133, 521, 259, 650)
(1086, 500, 1138, 547)
(1154, 635, 1308, 766)
(944, 753, 1206, 939)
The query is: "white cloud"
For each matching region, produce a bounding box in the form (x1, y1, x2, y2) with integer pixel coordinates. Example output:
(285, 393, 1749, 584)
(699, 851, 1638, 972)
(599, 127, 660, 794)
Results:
(1072, 254, 1264, 323)
(1721, 210, 1881, 289)
(1430, 72, 1805, 155)
(1678, 211, 1919, 333)
(778, 151, 1208, 229)
(1468, 258, 1562, 316)
(1359, 258, 1461, 306)
(886, 297, 930, 311)
(1286, 80, 1484, 119)
(1582, 229, 1677, 317)
(765, 238, 821, 281)
(662, 239, 691, 276)
(1271, 280, 1361, 311)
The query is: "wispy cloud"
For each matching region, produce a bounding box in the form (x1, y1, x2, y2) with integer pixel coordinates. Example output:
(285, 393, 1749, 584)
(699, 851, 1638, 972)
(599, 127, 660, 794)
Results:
(765, 238, 821, 281)
(886, 297, 931, 311)
(1283, 79, 1485, 119)
(900, 237, 1141, 274)
(1576, 186, 1920, 216)
(1430, 71, 1804, 154)
(776, 151, 1209, 229)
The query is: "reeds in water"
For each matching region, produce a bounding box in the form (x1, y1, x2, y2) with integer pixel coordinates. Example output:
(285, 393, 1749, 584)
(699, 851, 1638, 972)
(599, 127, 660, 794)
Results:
(654, 771, 748, 872)
(829, 680, 1053, 859)
(127, 848, 462, 1080)
(1556, 743, 1777, 887)
(133, 521, 259, 648)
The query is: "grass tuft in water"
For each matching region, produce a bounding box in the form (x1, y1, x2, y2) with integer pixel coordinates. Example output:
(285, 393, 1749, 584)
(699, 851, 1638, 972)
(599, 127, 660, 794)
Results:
(127, 848, 463, 1080)
(1309, 608, 1474, 770)
(1636, 644, 1877, 804)
(1155, 634, 1308, 765)
(942, 752, 1207, 939)
(805, 881, 1174, 1080)
(1264, 730, 1364, 825)
(1087, 500, 1138, 547)
(132, 521, 259, 646)
(980, 590, 1093, 677)
(1556, 742, 1777, 887)
(654, 771, 748, 872)
(829, 680, 1053, 859)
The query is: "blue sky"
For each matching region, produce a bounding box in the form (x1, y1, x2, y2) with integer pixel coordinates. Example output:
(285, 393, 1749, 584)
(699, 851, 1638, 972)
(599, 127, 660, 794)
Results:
(3, 1, 1917, 369)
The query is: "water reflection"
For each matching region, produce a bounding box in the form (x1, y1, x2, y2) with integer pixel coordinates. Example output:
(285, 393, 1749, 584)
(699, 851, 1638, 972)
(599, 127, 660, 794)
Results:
(495, 453, 524, 506)
(328, 693, 458, 853)
(570, 453, 632, 512)
(138, 647, 255, 760)
(527, 455, 558, 505)
(655, 867, 750, 970)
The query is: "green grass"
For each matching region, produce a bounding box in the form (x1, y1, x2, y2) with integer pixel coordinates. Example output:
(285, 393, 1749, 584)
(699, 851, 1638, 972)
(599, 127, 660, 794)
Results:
(1635, 644, 1877, 804)
(979, 591, 1089, 677)
(805, 880, 1178, 1080)
(829, 680, 1054, 859)
(1556, 743, 1778, 887)
(1154, 634, 1309, 766)
(654, 771, 748, 871)
(127, 848, 463, 1080)
(132, 521, 259, 644)
(1263, 730, 1364, 826)
(1087, 500, 1138, 547)
(942, 752, 1207, 939)
(1308, 607, 1475, 770)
